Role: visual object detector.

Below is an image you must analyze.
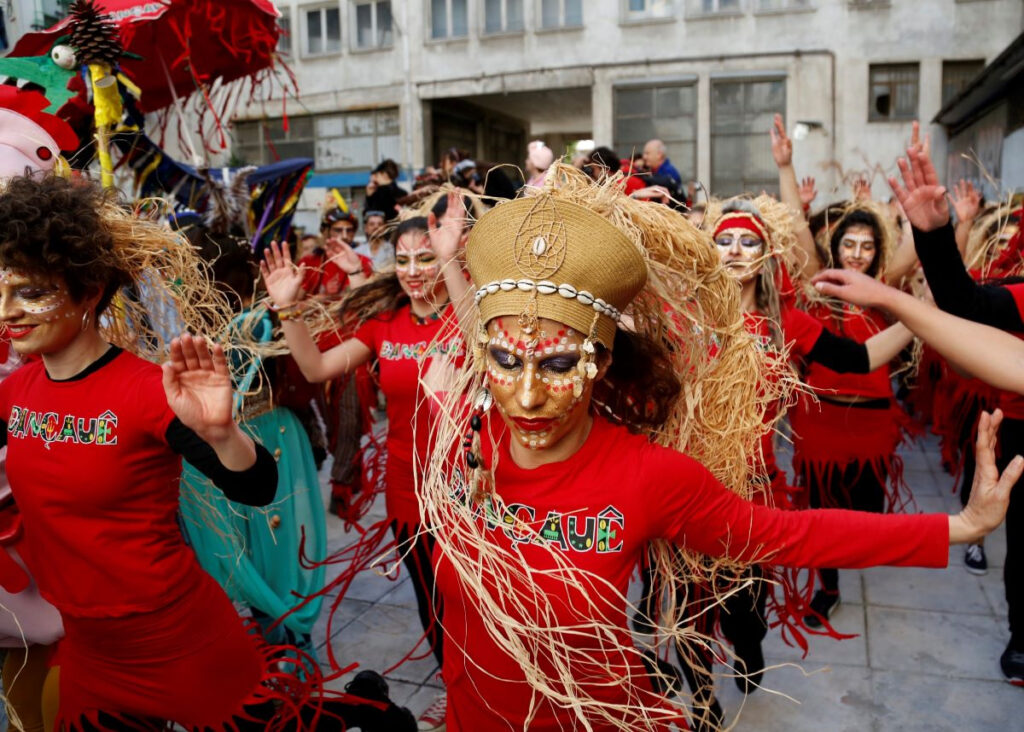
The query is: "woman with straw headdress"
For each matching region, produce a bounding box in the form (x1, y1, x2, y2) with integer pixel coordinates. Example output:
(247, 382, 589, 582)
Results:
(664, 196, 914, 727)
(261, 210, 466, 729)
(411, 165, 1017, 731)
(787, 201, 919, 630)
(0, 175, 413, 730)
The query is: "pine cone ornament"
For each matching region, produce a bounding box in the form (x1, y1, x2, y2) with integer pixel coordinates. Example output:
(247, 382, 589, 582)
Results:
(68, 0, 123, 67)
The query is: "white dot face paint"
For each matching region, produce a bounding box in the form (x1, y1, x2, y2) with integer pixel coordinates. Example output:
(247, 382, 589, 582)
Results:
(0, 269, 87, 355)
(485, 317, 592, 453)
(395, 232, 446, 302)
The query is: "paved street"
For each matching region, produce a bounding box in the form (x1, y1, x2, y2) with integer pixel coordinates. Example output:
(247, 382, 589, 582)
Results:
(312, 433, 1020, 730)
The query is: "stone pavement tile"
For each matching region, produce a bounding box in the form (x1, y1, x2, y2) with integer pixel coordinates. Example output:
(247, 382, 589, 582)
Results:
(912, 494, 957, 515)
(770, 567, 863, 605)
(978, 572, 1009, 619)
(716, 662, 875, 732)
(311, 597, 373, 650)
(762, 602, 868, 667)
(983, 521, 1007, 569)
(862, 564, 990, 615)
(900, 449, 936, 473)
(866, 606, 1007, 681)
(870, 669, 1021, 731)
(328, 559, 403, 602)
(379, 575, 418, 609)
(326, 601, 439, 686)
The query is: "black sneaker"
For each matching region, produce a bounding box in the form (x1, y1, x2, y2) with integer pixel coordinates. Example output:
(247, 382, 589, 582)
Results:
(733, 640, 765, 694)
(964, 544, 988, 576)
(1001, 643, 1024, 687)
(639, 649, 686, 696)
(804, 590, 841, 630)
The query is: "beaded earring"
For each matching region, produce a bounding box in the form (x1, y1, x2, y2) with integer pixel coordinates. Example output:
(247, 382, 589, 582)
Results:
(463, 388, 494, 502)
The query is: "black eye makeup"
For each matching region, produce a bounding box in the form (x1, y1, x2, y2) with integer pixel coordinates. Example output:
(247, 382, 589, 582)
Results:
(489, 347, 520, 370)
(540, 356, 578, 374)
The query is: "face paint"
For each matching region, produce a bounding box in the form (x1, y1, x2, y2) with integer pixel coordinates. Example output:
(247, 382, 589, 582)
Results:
(715, 227, 765, 283)
(837, 224, 877, 273)
(395, 232, 444, 301)
(485, 317, 592, 451)
(0, 268, 88, 355)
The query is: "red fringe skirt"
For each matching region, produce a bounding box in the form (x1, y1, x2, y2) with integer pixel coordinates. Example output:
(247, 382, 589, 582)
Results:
(789, 394, 914, 512)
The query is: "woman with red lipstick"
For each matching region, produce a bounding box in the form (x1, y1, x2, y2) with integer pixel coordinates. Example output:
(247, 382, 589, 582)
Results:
(0, 176, 414, 731)
(263, 209, 466, 728)
(788, 204, 916, 630)
(413, 168, 1017, 732)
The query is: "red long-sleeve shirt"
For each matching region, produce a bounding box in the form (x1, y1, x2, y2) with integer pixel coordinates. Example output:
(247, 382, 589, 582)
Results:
(436, 415, 948, 731)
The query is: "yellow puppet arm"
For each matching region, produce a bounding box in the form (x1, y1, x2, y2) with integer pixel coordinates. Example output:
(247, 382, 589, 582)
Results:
(89, 63, 123, 188)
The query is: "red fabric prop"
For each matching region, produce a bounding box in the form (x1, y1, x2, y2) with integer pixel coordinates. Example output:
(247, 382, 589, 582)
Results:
(12, 0, 282, 114)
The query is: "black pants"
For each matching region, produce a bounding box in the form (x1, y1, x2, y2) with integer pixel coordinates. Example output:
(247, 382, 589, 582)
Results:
(638, 559, 766, 703)
(393, 521, 444, 668)
(807, 459, 887, 592)
(996, 417, 1024, 649)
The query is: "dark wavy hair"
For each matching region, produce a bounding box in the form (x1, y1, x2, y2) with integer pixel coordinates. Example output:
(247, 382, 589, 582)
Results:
(593, 328, 682, 431)
(830, 209, 884, 279)
(0, 176, 132, 314)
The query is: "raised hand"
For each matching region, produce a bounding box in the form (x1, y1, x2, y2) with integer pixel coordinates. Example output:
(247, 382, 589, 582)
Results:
(162, 334, 234, 443)
(909, 120, 931, 158)
(259, 240, 305, 308)
(325, 236, 363, 274)
(852, 177, 872, 202)
(950, 179, 981, 224)
(428, 190, 468, 265)
(888, 144, 950, 233)
(812, 268, 894, 309)
(770, 114, 792, 168)
(958, 409, 1023, 541)
(798, 176, 817, 207)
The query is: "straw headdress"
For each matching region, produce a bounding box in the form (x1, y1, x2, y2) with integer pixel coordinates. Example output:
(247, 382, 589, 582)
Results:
(467, 196, 647, 349)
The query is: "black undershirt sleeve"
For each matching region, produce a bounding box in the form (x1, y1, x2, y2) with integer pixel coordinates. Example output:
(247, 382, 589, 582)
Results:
(0, 422, 6, 450)
(913, 222, 1024, 331)
(165, 418, 277, 507)
(806, 328, 871, 374)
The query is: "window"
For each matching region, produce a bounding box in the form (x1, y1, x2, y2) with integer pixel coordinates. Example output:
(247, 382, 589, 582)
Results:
(942, 59, 985, 107)
(540, 0, 583, 29)
(755, 0, 811, 11)
(277, 9, 291, 54)
(233, 109, 401, 171)
(354, 1, 393, 49)
(710, 77, 786, 195)
(625, 0, 674, 20)
(869, 63, 919, 121)
(34, 0, 71, 30)
(484, 0, 524, 33)
(432, 0, 469, 39)
(688, 0, 741, 14)
(305, 6, 342, 55)
(614, 82, 697, 183)
(234, 116, 316, 165)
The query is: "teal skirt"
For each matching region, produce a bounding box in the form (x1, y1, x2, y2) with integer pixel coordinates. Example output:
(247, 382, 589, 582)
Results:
(179, 406, 326, 637)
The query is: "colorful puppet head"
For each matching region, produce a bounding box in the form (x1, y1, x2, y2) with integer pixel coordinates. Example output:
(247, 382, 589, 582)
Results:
(0, 87, 79, 177)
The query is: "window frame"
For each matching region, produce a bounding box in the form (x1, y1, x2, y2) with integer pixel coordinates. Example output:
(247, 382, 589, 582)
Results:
(621, 0, 676, 24)
(685, 0, 744, 18)
(302, 4, 344, 58)
(709, 74, 787, 196)
(868, 62, 920, 123)
(429, 0, 470, 41)
(537, 0, 584, 31)
(277, 8, 292, 55)
(352, 0, 394, 51)
(752, 0, 814, 15)
(482, 0, 525, 36)
(613, 78, 698, 184)
(941, 58, 986, 108)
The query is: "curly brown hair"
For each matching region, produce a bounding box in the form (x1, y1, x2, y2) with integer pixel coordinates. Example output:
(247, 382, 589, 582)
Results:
(0, 175, 132, 314)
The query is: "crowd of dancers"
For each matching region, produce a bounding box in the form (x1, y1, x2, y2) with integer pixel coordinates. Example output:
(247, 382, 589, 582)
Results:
(0, 112, 1020, 732)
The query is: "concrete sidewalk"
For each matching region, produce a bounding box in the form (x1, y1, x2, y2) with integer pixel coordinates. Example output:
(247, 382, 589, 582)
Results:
(310, 434, 1019, 730)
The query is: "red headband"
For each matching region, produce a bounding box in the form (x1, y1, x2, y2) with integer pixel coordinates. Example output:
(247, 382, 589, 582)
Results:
(713, 212, 769, 243)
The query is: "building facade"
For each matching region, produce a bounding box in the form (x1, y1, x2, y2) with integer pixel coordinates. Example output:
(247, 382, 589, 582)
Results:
(227, 0, 1022, 209)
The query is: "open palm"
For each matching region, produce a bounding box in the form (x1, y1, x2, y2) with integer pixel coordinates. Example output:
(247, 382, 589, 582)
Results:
(429, 190, 468, 264)
(260, 240, 305, 307)
(888, 145, 949, 232)
(162, 334, 234, 440)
